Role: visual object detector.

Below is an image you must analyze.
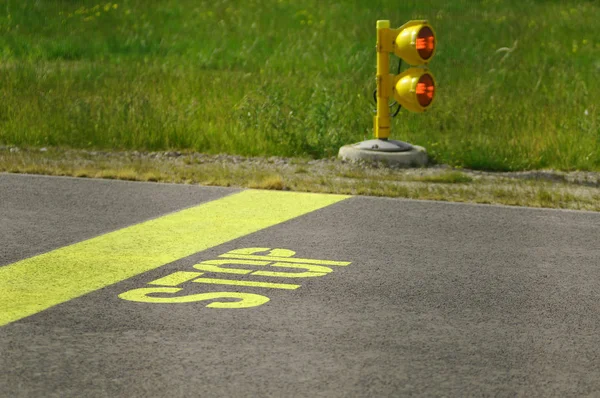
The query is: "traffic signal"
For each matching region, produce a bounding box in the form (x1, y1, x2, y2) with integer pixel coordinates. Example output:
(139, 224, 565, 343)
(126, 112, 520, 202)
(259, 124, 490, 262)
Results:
(374, 20, 436, 139)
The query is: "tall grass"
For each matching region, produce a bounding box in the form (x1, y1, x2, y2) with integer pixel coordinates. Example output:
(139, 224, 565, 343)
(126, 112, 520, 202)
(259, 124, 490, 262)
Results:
(0, 0, 598, 171)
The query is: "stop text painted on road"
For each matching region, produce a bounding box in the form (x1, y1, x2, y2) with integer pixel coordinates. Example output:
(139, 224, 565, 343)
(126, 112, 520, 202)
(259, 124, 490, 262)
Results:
(119, 247, 352, 308)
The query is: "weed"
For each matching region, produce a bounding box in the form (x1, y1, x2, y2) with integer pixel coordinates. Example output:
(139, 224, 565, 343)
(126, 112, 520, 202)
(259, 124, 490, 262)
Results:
(247, 174, 285, 190)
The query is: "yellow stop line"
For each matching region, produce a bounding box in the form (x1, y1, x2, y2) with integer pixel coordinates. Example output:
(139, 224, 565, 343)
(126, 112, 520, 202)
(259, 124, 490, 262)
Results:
(0, 190, 350, 327)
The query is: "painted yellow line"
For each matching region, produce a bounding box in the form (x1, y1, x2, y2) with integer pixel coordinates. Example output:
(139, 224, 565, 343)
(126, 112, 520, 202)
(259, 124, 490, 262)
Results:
(0, 190, 349, 326)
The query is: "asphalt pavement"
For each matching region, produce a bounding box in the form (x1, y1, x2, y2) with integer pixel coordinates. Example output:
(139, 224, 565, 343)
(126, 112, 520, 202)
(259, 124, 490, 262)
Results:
(1, 173, 599, 397)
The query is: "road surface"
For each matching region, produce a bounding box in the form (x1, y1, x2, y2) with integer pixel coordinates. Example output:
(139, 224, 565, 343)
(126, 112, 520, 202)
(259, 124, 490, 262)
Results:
(1, 173, 599, 397)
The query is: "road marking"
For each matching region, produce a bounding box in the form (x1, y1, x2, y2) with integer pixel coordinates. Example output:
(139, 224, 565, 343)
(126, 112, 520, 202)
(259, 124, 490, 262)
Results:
(147, 271, 201, 287)
(0, 190, 349, 326)
(220, 253, 350, 266)
(118, 288, 270, 308)
(118, 247, 353, 309)
(192, 277, 301, 290)
(194, 259, 270, 275)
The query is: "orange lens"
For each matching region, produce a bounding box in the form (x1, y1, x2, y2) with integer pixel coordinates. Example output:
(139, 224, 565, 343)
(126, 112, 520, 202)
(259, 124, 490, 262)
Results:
(416, 73, 435, 107)
(416, 26, 435, 60)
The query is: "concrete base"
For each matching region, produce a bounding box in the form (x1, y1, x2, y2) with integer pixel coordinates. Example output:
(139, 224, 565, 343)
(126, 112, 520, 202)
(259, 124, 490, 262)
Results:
(338, 139, 428, 167)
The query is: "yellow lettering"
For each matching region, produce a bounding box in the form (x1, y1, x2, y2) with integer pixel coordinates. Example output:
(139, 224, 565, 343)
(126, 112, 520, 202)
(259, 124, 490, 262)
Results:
(220, 248, 350, 266)
(252, 262, 333, 278)
(221, 253, 350, 266)
(118, 287, 269, 308)
(193, 277, 300, 290)
(148, 271, 202, 286)
(193, 259, 269, 274)
(223, 248, 296, 258)
(118, 247, 350, 309)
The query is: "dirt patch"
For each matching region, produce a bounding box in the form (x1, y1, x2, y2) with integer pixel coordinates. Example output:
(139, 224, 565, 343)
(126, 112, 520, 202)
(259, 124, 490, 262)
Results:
(1, 146, 599, 212)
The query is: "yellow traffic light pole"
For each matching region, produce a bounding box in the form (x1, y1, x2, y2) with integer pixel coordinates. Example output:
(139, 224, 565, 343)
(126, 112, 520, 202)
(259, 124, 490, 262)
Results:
(375, 19, 436, 139)
(375, 20, 392, 140)
(338, 19, 435, 167)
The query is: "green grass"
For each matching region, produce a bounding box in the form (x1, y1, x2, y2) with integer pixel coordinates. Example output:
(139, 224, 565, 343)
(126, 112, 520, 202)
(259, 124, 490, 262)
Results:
(0, 0, 599, 171)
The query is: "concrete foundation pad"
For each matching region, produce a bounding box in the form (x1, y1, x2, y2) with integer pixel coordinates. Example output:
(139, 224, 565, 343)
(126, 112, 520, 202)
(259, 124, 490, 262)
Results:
(338, 139, 428, 167)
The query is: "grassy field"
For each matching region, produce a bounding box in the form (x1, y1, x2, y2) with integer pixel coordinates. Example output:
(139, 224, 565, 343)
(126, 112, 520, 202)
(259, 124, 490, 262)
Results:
(0, 0, 598, 171)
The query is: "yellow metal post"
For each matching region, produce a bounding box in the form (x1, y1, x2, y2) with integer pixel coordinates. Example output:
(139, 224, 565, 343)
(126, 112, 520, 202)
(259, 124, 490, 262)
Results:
(338, 19, 434, 166)
(375, 20, 391, 140)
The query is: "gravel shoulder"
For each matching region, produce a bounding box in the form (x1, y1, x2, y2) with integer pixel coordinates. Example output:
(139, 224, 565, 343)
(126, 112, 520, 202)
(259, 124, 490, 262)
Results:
(1, 146, 599, 212)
